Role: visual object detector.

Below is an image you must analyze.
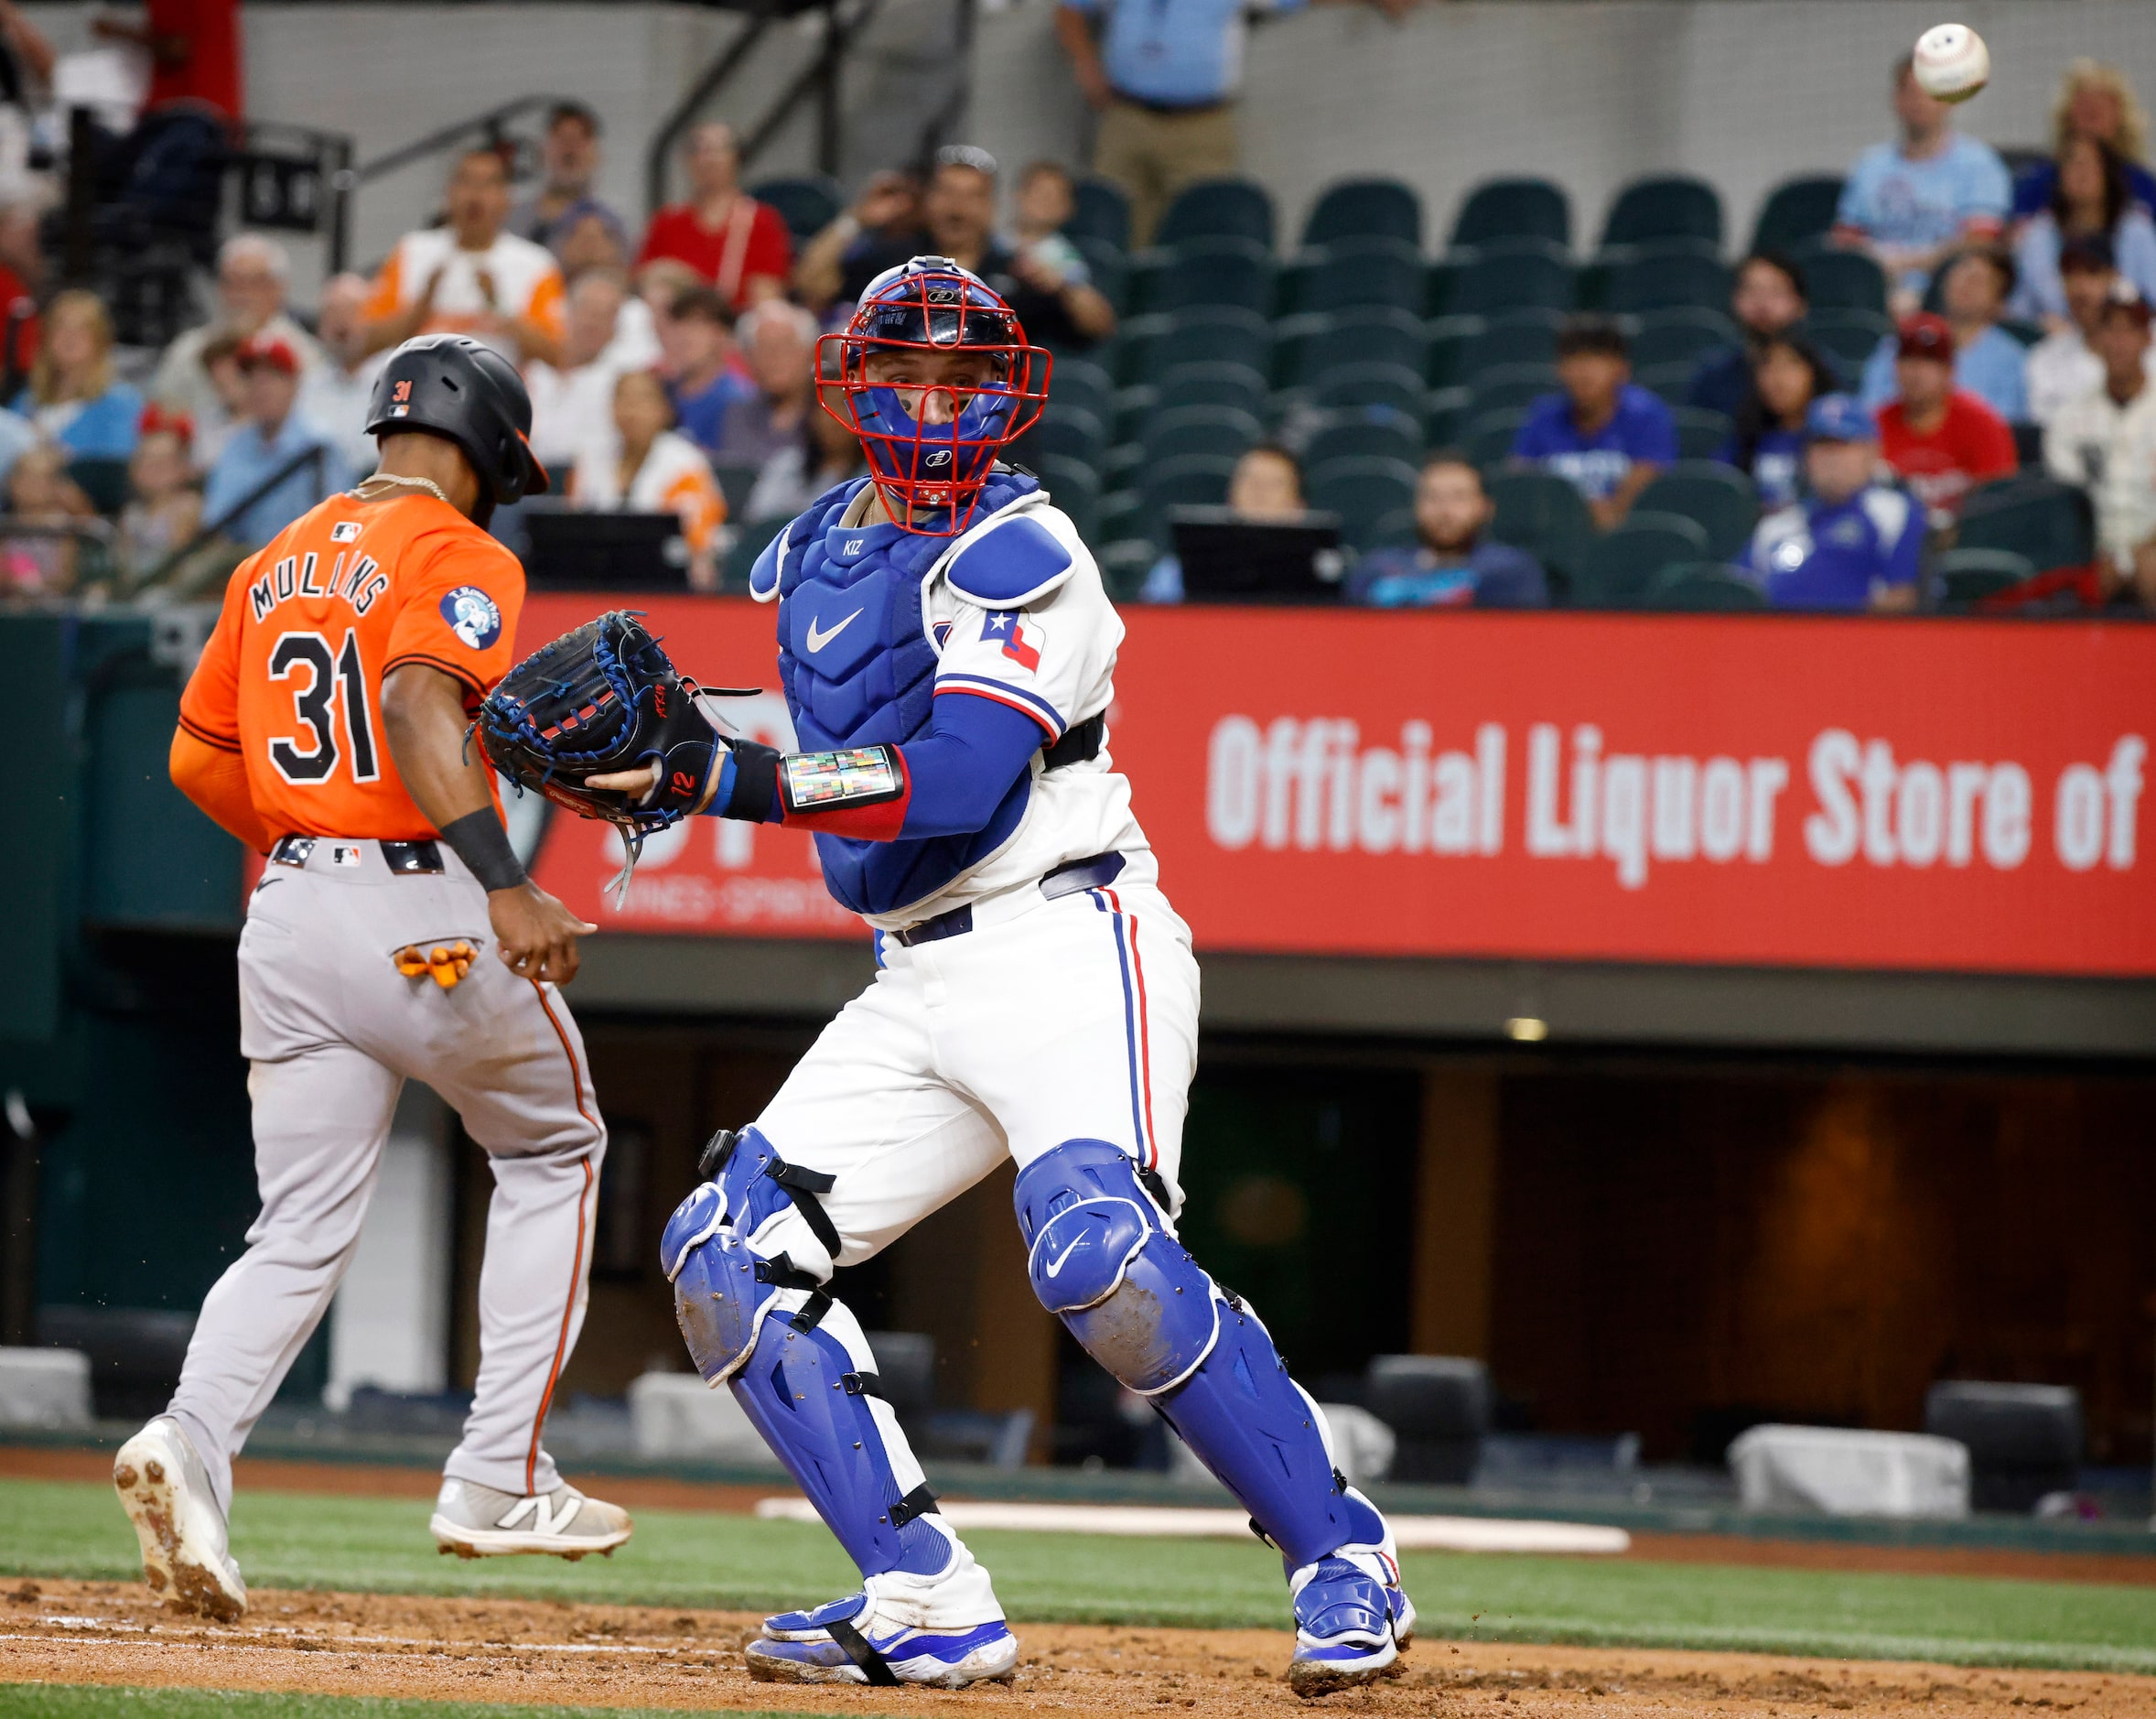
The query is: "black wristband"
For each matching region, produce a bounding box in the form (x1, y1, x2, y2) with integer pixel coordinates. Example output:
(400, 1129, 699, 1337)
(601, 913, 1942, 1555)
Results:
(726, 740, 782, 824)
(438, 807, 528, 892)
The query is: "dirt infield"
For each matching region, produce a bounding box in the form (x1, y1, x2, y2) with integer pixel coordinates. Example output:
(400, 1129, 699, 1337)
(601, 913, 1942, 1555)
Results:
(3, 1577, 2151, 1716)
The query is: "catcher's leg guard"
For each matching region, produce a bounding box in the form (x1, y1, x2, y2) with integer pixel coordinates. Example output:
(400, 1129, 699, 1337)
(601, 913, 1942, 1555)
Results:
(1014, 1139, 1350, 1569)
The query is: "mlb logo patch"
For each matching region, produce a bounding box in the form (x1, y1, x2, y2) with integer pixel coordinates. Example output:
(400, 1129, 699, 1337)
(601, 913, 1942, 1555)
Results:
(331, 844, 364, 868)
(986, 612, 1043, 673)
(331, 521, 362, 543)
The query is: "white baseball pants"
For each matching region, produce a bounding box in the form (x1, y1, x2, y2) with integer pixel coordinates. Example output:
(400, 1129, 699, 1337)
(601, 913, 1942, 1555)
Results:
(167, 838, 605, 1515)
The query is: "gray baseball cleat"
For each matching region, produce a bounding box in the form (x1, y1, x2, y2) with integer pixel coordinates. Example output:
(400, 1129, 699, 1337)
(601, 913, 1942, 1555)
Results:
(429, 1476, 633, 1560)
(113, 1417, 247, 1622)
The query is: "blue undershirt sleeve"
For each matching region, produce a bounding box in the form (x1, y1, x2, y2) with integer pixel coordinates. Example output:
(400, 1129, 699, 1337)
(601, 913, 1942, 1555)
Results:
(893, 689, 1047, 838)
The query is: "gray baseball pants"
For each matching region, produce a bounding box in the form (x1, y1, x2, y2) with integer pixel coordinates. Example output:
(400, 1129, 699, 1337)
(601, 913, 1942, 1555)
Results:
(166, 838, 606, 1516)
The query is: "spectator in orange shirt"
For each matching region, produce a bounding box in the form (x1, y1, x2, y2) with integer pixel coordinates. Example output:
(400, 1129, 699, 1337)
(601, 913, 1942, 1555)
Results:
(636, 123, 791, 313)
(361, 149, 566, 367)
(1875, 313, 2017, 527)
(571, 369, 726, 589)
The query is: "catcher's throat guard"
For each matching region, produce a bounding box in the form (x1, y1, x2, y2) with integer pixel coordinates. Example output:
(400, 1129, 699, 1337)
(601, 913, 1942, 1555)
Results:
(818, 255, 1051, 536)
(473, 610, 752, 892)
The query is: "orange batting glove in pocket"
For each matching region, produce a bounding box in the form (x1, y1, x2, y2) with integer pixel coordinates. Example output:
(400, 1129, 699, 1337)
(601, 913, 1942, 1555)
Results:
(393, 941, 477, 989)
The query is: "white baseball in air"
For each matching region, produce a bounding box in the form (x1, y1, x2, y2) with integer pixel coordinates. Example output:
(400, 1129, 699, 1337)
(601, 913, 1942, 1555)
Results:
(1913, 23, 1989, 103)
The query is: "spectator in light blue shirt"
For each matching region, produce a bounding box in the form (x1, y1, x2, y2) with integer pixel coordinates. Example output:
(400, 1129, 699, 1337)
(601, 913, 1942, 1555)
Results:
(1511, 314, 1677, 528)
(202, 335, 354, 549)
(1056, 0, 1407, 246)
(14, 289, 145, 461)
(1859, 246, 2029, 423)
(1834, 51, 2011, 316)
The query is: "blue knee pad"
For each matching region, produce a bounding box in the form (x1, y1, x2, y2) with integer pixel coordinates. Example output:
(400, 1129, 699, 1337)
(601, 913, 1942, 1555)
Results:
(1014, 1140, 1353, 1570)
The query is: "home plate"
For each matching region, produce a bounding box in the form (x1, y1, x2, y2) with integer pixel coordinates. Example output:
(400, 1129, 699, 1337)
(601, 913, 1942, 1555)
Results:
(752, 1497, 1629, 1554)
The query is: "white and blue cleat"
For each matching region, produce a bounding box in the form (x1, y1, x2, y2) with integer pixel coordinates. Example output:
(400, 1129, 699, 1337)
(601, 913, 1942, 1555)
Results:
(747, 1587, 1019, 1689)
(1287, 1544, 1417, 1697)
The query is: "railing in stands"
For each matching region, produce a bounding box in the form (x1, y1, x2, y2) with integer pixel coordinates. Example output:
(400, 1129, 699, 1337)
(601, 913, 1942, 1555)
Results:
(143, 442, 332, 594)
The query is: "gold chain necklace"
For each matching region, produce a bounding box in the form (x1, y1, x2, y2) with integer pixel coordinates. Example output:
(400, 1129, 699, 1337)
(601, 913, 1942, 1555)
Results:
(352, 472, 452, 507)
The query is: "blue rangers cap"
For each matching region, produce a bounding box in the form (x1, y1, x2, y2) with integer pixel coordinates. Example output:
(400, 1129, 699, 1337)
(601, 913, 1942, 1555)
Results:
(1805, 394, 1876, 443)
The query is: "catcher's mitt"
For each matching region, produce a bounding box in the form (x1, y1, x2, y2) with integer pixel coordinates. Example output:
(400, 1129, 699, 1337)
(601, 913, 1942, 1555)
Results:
(474, 611, 746, 864)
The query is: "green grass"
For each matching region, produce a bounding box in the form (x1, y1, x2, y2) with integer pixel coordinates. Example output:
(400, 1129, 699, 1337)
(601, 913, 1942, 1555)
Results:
(0, 1692, 850, 1719)
(6, 1476, 2156, 1673)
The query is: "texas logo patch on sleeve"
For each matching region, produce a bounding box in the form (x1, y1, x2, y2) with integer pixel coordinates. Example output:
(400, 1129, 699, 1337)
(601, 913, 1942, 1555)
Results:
(985, 611, 1043, 673)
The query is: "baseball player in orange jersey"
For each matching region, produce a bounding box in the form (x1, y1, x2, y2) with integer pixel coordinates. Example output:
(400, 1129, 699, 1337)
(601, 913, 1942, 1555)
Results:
(113, 336, 630, 1622)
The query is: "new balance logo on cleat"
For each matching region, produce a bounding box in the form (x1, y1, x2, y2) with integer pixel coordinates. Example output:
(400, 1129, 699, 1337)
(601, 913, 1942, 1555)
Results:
(428, 1478, 633, 1561)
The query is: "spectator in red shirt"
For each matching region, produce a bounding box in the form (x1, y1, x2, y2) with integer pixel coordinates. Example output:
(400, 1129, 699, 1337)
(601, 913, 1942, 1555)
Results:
(635, 123, 791, 312)
(1876, 313, 2017, 526)
(95, 0, 242, 123)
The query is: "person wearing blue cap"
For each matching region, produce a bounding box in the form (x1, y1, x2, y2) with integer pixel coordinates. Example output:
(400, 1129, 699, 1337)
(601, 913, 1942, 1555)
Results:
(1742, 395, 1923, 611)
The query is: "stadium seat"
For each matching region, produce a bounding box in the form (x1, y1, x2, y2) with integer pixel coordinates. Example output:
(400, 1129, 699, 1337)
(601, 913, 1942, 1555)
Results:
(1629, 306, 1739, 371)
(1644, 562, 1767, 611)
(1022, 402, 1109, 468)
(1424, 314, 1482, 386)
(1633, 361, 1697, 406)
(1143, 404, 1262, 464)
(1935, 546, 2036, 610)
(1279, 237, 1425, 315)
(1276, 307, 1426, 389)
(1925, 1381, 2084, 1515)
(1156, 177, 1276, 249)
(2013, 421, 2045, 470)
(1304, 405, 1421, 470)
(723, 516, 792, 591)
(1306, 455, 1419, 549)
(67, 457, 130, 516)
(1485, 469, 1595, 592)
(1793, 242, 1888, 315)
(1067, 176, 1132, 252)
(1048, 355, 1115, 417)
(1035, 455, 1102, 539)
(710, 460, 760, 521)
(1071, 235, 1129, 316)
(1151, 360, 1269, 418)
(749, 174, 843, 245)
(1634, 461, 1759, 561)
(1750, 175, 1844, 255)
(1671, 406, 1734, 460)
(1600, 175, 1723, 250)
(1312, 361, 1426, 418)
(1138, 452, 1238, 540)
(1423, 259, 1460, 319)
(1459, 308, 1564, 383)
(1096, 536, 1161, 600)
(1098, 488, 1145, 544)
(1450, 177, 1570, 250)
(1574, 511, 1710, 606)
(1302, 177, 1422, 249)
(1800, 307, 1893, 377)
(1118, 307, 1270, 384)
(1148, 236, 1274, 315)
(1956, 477, 2094, 572)
(1604, 243, 1732, 314)
(1446, 238, 1574, 315)
(1466, 362, 1557, 417)
(1463, 406, 1529, 470)
(1424, 384, 1471, 448)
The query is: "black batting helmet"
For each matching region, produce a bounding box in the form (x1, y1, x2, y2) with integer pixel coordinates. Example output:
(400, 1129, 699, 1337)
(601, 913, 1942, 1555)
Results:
(366, 334, 549, 504)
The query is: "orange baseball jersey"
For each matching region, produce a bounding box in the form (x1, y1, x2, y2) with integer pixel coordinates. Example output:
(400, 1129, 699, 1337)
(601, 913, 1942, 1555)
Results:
(179, 491, 525, 841)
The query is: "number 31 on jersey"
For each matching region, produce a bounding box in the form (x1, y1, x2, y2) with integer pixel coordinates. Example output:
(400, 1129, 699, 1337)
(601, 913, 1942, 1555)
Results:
(267, 628, 379, 785)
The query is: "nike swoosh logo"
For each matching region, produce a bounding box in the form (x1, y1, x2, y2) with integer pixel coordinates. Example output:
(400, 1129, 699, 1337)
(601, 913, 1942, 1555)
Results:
(804, 607, 863, 653)
(1044, 1231, 1088, 1278)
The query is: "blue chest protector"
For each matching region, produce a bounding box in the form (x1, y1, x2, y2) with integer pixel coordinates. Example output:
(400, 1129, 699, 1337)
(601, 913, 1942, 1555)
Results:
(752, 470, 1041, 917)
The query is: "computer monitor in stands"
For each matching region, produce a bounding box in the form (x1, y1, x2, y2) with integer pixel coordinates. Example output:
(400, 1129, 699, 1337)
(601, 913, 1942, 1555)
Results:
(523, 509, 690, 591)
(1170, 507, 1347, 603)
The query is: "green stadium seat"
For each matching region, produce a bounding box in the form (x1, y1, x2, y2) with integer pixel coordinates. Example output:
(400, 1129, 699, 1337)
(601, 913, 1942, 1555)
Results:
(749, 174, 843, 245)
(1068, 176, 1131, 251)
(67, 457, 130, 517)
(1485, 469, 1595, 591)
(1424, 258, 1460, 319)
(1605, 243, 1732, 314)
(710, 460, 760, 520)
(1070, 235, 1128, 315)
(1143, 404, 1262, 464)
(1935, 546, 2036, 610)
(1645, 562, 1768, 611)
(723, 515, 792, 591)
(1139, 452, 1238, 538)
(1450, 178, 1570, 250)
(1798, 308, 1892, 377)
(1307, 455, 1419, 550)
(1152, 360, 1268, 417)
(1111, 384, 1156, 444)
(1464, 405, 1529, 470)
(1575, 511, 1711, 607)
(1157, 177, 1276, 249)
(1119, 308, 1270, 384)
(1751, 175, 1844, 254)
(1634, 461, 1760, 561)
(1448, 239, 1574, 315)
(1047, 356, 1115, 421)
(1098, 488, 1145, 544)
(1671, 406, 1734, 460)
(1467, 362, 1557, 417)
(1367, 507, 1419, 548)
(1277, 307, 1426, 388)
(1279, 237, 1425, 315)
(1303, 177, 1422, 249)
(1149, 236, 1274, 315)
(1313, 362, 1426, 418)
(1601, 176, 1723, 250)
(1423, 384, 1471, 448)
(1459, 308, 1564, 382)
(1305, 406, 1421, 470)
(1629, 307, 1739, 371)
(1425, 314, 1482, 386)
(1021, 403, 1108, 468)
(1035, 455, 1101, 538)
(2000, 317, 2044, 350)
(1956, 477, 2094, 572)
(1633, 361, 1695, 406)
(1793, 241, 1888, 314)
(1096, 536, 1161, 600)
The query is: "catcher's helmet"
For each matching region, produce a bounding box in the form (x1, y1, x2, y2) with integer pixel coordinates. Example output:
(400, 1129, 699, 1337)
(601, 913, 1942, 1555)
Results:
(366, 334, 550, 505)
(818, 255, 1051, 535)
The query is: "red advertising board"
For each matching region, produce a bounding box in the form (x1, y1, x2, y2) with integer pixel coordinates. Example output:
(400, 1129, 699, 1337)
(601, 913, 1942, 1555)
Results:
(519, 595, 2156, 979)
